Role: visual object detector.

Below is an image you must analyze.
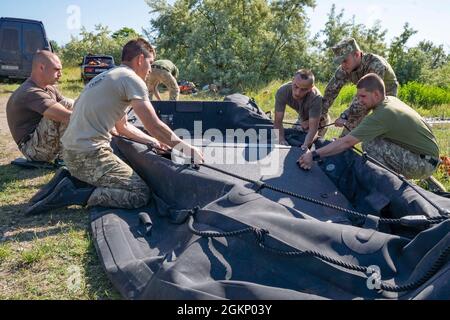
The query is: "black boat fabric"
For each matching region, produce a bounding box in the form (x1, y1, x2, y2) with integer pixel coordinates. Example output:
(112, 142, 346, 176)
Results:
(90, 100, 450, 300)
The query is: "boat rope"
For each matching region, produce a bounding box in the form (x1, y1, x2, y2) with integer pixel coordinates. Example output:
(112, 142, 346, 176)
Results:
(112, 134, 448, 227)
(352, 146, 450, 216)
(186, 208, 450, 293)
(198, 162, 447, 227)
(112, 134, 450, 293)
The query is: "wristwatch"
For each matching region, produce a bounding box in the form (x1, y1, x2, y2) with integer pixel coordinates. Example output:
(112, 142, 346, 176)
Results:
(340, 113, 349, 120)
(312, 151, 321, 161)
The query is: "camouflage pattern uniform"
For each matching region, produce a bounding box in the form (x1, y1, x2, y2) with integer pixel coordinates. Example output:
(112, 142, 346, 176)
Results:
(63, 147, 150, 209)
(146, 60, 180, 101)
(18, 97, 73, 163)
(19, 117, 68, 163)
(363, 137, 438, 179)
(323, 38, 399, 135)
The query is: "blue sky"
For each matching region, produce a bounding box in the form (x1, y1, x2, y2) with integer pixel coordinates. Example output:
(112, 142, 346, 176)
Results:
(1, 0, 449, 50)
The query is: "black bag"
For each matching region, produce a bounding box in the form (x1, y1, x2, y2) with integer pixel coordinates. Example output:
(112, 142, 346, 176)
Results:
(224, 93, 269, 119)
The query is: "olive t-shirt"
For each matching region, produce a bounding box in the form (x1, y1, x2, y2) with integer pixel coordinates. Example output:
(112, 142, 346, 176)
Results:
(62, 65, 149, 152)
(6, 79, 72, 144)
(153, 60, 179, 78)
(274, 83, 324, 121)
(350, 96, 439, 158)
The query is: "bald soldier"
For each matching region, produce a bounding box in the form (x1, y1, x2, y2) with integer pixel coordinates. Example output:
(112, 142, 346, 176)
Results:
(323, 38, 399, 135)
(274, 69, 331, 149)
(6, 50, 73, 163)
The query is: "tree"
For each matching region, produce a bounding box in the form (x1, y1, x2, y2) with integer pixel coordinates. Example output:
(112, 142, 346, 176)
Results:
(387, 23, 450, 84)
(112, 27, 141, 40)
(61, 25, 142, 66)
(145, 0, 315, 90)
(311, 4, 388, 82)
(49, 40, 61, 54)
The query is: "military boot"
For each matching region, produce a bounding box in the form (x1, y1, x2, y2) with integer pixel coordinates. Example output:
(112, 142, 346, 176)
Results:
(25, 177, 95, 215)
(29, 169, 92, 204)
(29, 167, 71, 204)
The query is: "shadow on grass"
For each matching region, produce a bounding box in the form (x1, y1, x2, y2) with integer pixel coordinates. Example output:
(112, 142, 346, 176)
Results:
(82, 233, 122, 299)
(0, 165, 121, 299)
(0, 203, 120, 299)
(0, 203, 86, 240)
(0, 163, 54, 193)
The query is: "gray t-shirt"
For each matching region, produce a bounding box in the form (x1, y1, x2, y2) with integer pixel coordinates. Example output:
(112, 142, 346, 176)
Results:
(274, 83, 324, 121)
(62, 65, 149, 152)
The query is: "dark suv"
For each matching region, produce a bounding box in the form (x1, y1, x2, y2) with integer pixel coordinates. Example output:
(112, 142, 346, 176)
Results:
(0, 17, 52, 79)
(80, 54, 115, 84)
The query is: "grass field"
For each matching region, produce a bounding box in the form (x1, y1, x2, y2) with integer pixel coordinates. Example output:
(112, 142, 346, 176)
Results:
(0, 67, 448, 299)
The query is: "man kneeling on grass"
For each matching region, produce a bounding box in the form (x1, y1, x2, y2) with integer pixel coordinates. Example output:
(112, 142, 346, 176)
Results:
(298, 73, 441, 182)
(25, 38, 203, 215)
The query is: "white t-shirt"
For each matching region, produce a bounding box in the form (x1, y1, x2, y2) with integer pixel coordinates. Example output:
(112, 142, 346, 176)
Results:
(62, 65, 149, 152)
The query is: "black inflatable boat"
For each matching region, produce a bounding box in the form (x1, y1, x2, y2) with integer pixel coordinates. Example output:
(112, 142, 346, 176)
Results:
(90, 95, 450, 300)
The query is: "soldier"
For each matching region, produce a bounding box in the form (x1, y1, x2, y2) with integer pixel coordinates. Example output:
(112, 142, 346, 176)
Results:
(299, 74, 440, 181)
(26, 38, 203, 215)
(146, 59, 180, 101)
(323, 38, 399, 135)
(6, 50, 73, 163)
(274, 69, 331, 149)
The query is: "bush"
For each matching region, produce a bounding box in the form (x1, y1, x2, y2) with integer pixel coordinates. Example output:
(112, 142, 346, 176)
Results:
(399, 82, 450, 109)
(61, 25, 140, 67)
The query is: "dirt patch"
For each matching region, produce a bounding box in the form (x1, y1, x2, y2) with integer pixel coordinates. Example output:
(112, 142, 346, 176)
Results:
(0, 95, 11, 135)
(0, 94, 21, 165)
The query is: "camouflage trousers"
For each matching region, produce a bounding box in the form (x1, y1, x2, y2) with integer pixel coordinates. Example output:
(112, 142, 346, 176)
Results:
(340, 96, 370, 136)
(363, 137, 438, 179)
(63, 146, 150, 209)
(147, 68, 180, 101)
(19, 117, 68, 163)
(293, 113, 332, 137)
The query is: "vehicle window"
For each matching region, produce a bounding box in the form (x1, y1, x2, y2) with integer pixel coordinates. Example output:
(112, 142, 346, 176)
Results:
(85, 57, 113, 66)
(24, 29, 44, 54)
(1, 28, 20, 51)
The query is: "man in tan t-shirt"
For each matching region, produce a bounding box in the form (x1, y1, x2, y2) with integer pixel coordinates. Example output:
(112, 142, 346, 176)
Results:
(273, 69, 330, 150)
(26, 38, 203, 215)
(6, 50, 73, 163)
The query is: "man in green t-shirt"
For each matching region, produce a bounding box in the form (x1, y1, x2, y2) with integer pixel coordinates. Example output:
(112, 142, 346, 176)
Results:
(273, 69, 330, 149)
(146, 59, 180, 101)
(299, 73, 440, 180)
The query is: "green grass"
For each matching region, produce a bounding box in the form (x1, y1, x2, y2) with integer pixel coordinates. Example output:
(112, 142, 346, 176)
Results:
(0, 243, 12, 263)
(0, 68, 449, 299)
(0, 134, 119, 299)
(0, 82, 20, 96)
(0, 66, 84, 98)
(399, 82, 450, 109)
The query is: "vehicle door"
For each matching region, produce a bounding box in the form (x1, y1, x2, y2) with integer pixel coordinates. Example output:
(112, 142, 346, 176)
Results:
(22, 22, 48, 77)
(0, 20, 22, 75)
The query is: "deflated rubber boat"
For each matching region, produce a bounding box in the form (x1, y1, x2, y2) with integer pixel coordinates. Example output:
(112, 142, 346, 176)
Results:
(91, 95, 450, 300)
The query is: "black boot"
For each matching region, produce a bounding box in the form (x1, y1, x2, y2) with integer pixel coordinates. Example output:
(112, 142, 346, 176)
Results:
(29, 167, 71, 204)
(25, 177, 95, 215)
